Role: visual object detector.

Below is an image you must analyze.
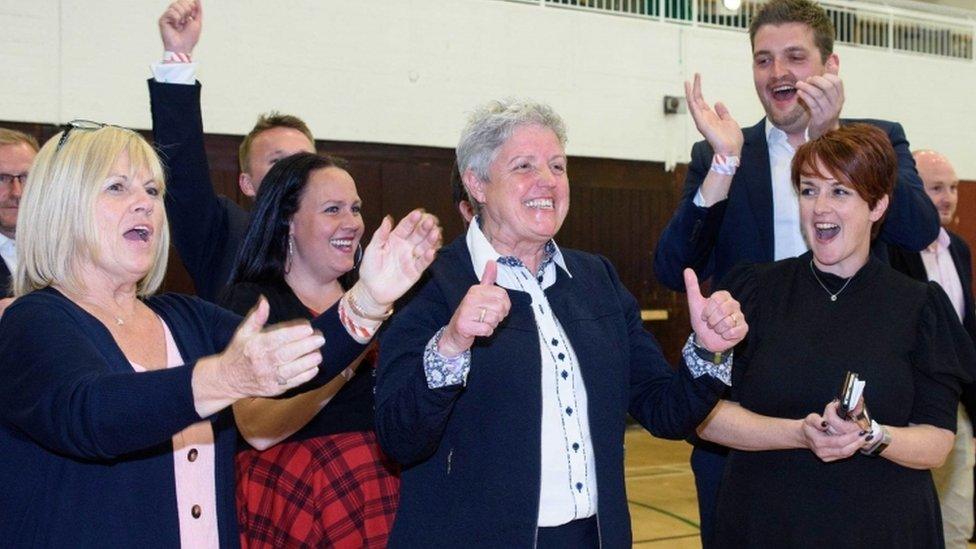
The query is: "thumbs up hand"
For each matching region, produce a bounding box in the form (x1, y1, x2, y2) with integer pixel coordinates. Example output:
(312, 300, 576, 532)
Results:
(684, 268, 747, 353)
(437, 261, 512, 357)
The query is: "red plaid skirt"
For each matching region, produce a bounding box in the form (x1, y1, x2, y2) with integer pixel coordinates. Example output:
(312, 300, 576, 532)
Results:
(237, 430, 400, 548)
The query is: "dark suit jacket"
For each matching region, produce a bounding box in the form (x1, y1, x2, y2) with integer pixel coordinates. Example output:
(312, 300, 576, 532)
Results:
(888, 231, 976, 422)
(0, 259, 11, 296)
(654, 118, 940, 291)
(149, 79, 250, 302)
(376, 235, 725, 548)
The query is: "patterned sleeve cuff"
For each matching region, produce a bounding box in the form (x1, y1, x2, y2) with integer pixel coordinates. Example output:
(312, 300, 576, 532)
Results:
(681, 333, 732, 386)
(423, 327, 471, 389)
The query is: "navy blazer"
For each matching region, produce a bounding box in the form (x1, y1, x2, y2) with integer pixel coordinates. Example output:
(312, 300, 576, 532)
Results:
(654, 118, 939, 291)
(375, 236, 726, 548)
(0, 288, 365, 547)
(0, 259, 10, 296)
(888, 231, 976, 421)
(150, 79, 251, 302)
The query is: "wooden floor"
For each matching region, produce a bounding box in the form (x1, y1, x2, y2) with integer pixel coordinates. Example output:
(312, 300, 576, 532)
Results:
(624, 427, 703, 547)
(624, 427, 976, 548)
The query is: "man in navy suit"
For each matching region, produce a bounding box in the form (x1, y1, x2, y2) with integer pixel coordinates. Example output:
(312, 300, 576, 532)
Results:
(652, 0, 940, 545)
(888, 150, 976, 549)
(0, 128, 37, 307)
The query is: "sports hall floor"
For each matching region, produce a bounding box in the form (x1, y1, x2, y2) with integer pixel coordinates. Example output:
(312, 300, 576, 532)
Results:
(623, 426, 976, 548)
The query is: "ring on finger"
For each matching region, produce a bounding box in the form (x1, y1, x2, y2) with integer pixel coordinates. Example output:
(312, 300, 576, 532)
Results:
(478, 307, 487, 323)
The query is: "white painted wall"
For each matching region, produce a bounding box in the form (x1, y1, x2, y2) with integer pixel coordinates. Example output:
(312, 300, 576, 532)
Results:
(3, 0, 975, 175)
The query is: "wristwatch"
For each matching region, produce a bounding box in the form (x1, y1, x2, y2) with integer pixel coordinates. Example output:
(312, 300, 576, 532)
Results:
(860, 422, 892, 456)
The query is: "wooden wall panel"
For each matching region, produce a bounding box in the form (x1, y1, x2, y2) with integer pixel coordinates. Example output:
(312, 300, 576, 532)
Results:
(1, 120, 710, 364)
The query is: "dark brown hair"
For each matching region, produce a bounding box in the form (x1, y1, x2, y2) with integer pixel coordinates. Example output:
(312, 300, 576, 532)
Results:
(749, 0, 835, 63)
(238, 112, 314, 173)
(792, 124, 896, 238)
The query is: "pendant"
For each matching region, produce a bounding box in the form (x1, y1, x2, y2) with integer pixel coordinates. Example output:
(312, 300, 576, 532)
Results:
(830, 295, 837, 302)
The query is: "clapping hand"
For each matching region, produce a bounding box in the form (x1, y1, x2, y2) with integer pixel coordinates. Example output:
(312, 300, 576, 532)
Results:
(796, 61, 843, 140)
(684, 268, 747, 353)
(437, 261, 511, 357)
(217, 297, 324, 397)
(685, 73, 743, 157)
(356, 209, 441, 307)
(159, 0, 202, 56)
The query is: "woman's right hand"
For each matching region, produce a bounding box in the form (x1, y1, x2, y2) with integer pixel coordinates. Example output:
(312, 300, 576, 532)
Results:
(800, 400, 867, 462)
(437, 261, 511, 357)
(192, 297, 324, 417)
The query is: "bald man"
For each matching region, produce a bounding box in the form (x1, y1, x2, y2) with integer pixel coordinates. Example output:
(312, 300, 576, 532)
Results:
(889, 150, 976, 549)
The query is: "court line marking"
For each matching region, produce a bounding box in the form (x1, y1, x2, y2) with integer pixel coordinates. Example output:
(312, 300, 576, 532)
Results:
(632, 532, 700, 544)
(627, 498, 700, 530)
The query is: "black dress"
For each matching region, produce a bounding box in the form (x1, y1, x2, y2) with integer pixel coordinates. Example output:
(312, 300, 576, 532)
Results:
(714, 252, 975, 548)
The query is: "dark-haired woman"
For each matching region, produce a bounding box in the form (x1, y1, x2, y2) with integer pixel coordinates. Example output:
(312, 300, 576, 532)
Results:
(219, 153, 439, 548)
(696, 124, 975, 547)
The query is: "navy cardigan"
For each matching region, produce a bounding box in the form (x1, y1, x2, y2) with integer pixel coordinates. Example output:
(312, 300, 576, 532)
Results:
(376, 236, 725, 548)
(0, 288, 365, 547)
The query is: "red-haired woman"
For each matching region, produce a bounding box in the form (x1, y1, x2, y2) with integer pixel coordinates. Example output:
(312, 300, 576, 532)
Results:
(698, 124, 975, 547)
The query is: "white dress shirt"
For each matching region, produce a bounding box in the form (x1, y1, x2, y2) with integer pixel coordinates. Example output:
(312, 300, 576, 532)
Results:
(463, 220, 597, 526)
(766, 120, 810, 261)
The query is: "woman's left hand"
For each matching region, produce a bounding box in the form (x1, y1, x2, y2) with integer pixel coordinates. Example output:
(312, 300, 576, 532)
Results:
(357, 209, 442, 306)
(801, 400, 867, 462)
(685, 268, 747, 353)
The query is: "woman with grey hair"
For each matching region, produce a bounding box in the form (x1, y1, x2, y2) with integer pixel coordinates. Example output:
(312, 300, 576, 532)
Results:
(0, 123, 440, 547)
(375, 99, 747, 548)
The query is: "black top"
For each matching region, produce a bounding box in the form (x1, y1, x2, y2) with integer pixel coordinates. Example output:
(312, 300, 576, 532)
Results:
(218, 280, 375, 440)
(714, 252, 975, 548)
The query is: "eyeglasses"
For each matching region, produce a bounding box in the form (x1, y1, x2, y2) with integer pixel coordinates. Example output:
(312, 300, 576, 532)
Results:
(0, 173, 28, 186)
(55, 119, 111, 152)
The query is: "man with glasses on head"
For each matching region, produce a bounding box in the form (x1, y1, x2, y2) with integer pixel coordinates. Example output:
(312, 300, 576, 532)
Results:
(148, 0, 316, 302)
(0, 128, 38, 299)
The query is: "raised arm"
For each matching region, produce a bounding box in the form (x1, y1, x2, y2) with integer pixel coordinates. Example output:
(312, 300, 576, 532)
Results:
(653, 74, 742, 291)
(151, 0, 247, 300)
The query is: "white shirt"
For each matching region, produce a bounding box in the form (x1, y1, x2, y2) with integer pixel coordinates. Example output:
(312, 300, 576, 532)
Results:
(766, 120, 810, 260)
(0, 234, 16, 278)
(921, 228, 966, 322)
(465, 219, 598, 526)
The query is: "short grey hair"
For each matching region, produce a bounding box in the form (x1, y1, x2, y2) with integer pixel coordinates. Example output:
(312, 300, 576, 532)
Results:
(456, 99, 567, 212)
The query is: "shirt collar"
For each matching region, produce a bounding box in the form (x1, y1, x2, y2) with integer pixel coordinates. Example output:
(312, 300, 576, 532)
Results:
(0, 232, 15, 251)
(465, 216, 570, 281)
(764, 118, 809, 147)
(925, 227, 952, 253)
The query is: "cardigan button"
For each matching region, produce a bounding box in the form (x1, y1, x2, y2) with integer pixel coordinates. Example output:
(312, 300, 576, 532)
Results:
(187, 448, 198, 462)
(191, 504, 202, 519)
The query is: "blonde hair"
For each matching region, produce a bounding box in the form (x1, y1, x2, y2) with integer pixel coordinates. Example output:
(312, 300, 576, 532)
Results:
(16, 126, 170, 297)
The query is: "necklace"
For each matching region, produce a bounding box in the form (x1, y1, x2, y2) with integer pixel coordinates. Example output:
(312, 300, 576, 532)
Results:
(809, 259, 853, 302)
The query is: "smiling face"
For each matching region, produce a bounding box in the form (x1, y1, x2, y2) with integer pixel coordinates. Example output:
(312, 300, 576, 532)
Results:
(799, 161, 888, 277)
(915, 151, 958, 227)
(288, 166, 364, 284)
(239, 127, 316, 197)
(86, 150, 165, 286)
(465, 124, 569, 260)
(753, 22, 838, 136)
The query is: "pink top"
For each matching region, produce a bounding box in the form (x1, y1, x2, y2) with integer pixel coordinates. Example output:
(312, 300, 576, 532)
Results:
(921, 228, 966, 323)
(130, 321, 219, 548)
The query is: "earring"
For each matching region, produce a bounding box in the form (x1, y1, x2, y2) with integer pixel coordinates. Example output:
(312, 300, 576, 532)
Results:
(354, 242, 364, 269)
(285, 235, 295, 274)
